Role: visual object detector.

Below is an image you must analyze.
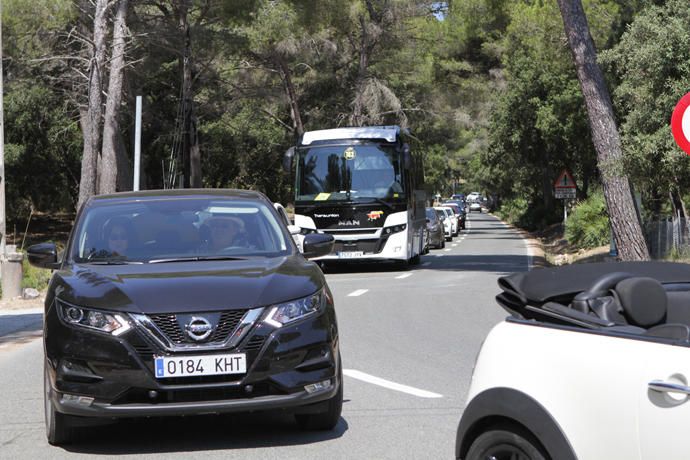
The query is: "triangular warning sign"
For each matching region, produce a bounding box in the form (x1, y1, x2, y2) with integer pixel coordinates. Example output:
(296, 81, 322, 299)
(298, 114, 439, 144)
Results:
(554, 170, 576, 188)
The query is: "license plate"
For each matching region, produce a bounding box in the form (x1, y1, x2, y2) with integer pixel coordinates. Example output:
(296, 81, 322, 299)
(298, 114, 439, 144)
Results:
(154, 354, 246, 378)
(338, 251, 363, 259)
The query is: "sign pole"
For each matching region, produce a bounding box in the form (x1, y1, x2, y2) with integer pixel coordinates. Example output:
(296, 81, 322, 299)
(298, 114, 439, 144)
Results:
(133, 95, 142, 191)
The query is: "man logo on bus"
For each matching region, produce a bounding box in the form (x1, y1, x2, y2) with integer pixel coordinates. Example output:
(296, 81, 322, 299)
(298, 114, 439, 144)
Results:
(368, 210, 384, 221)
(344, 147, 356, 160)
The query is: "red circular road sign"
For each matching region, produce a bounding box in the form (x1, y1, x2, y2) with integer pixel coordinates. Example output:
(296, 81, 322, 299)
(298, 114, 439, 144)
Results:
(671, 92, 690, 155)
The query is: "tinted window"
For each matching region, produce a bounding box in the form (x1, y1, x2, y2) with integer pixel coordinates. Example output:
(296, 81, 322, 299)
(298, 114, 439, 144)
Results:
(295, 144, 404, 201)
(71, 198, 290, 263)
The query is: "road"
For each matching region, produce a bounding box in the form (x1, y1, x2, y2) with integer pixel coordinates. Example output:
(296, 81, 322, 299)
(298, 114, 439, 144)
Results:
(0, 212, 531, 459)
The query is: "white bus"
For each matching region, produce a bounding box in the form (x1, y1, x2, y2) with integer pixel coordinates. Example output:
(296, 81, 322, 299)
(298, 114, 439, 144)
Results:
(283, 126, 426, 266)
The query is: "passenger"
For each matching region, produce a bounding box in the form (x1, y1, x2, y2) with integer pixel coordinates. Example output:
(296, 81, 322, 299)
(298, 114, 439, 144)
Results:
(104, 217, 134, 257)
(206, 216, 245, 252)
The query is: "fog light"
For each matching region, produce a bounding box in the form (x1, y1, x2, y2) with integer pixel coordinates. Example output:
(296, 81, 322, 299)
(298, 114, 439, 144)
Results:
(61, 394, 94, 406)
(148, 390, 158, 399)
(245, 385, 253, 394)
(304, 379, 332, 394)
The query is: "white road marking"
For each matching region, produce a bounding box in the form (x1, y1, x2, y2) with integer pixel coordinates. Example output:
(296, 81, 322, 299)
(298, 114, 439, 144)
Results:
(344, 369, 443, 398)
(422, 262, 431, 267)
(395, 273, 413, 279)
(347, 289, 369, 297)
(452, 243, 458, 247)
(444, 248, 451, 252)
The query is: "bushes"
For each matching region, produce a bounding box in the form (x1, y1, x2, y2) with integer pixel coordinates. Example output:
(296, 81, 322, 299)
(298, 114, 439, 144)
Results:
(21, 258, 52, 291)
(565, 192, 610, 249)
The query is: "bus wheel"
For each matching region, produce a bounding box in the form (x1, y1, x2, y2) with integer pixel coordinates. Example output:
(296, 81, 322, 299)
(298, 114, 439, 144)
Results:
(409, 254, 421, 265)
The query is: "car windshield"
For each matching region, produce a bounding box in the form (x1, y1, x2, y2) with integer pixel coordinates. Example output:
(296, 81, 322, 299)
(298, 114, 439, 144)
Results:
(425, 209, 437, 220)
(435, 209, 445, 219)
(295, 144, 405, 201)
(70, 198, 290, 263)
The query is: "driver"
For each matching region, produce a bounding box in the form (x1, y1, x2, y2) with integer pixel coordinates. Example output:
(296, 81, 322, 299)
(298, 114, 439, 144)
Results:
(206, 216, 244, 252)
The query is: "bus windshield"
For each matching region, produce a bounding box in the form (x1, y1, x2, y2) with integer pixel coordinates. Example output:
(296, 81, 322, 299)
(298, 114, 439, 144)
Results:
(295, 144, 405, 202)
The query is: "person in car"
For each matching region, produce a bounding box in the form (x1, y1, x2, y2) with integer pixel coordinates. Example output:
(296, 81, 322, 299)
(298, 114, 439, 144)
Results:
(105, 218, 135, 257)
(206, 215, 246, 252)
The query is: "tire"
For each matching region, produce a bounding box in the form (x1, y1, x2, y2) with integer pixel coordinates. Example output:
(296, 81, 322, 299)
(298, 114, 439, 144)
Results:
(45, 363, 75, 445)
(465, 427, 547, 460)
(409, 254, 421, 265)
(440, 239, 445, 249)
(295, 362, 343, 431)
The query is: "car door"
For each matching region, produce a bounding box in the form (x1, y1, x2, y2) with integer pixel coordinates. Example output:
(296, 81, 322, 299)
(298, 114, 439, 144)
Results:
(637, 339, 690, 459)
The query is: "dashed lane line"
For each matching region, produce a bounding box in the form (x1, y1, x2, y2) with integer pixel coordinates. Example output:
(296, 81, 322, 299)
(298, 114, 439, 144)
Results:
(347, 289, 369, 297)
(344, 369, 443, 399)
(395, 273, 413, 279)
(421, 262, 431, 267)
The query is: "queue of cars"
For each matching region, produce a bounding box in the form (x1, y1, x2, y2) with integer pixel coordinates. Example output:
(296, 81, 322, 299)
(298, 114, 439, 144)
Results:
(424, 198, 470, 252)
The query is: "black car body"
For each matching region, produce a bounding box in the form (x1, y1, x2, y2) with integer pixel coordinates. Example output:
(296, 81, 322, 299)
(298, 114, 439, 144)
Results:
(31, 189, 341, 445)
(425, 207, 445, 249)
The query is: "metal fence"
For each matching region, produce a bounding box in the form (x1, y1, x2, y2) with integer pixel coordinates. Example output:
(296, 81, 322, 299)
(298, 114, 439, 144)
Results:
(644, 217, 690, 259)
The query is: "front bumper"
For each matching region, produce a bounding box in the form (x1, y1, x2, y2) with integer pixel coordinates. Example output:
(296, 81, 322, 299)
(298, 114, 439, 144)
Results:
(44, 300, 340, 418)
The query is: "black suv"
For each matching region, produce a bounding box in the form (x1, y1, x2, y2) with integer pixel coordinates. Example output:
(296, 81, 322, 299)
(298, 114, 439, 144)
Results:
(29, 189, 340, 445)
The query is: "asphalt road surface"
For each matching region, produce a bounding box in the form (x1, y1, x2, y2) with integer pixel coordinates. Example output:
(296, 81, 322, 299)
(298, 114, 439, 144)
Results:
(0, 212, 531, 459)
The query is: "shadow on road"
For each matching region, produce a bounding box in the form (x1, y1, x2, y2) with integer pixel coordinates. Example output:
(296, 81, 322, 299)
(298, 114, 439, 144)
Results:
(62, 412, 348, 454)
(0, 312, 43, 347)
(424, 254, 529, 273)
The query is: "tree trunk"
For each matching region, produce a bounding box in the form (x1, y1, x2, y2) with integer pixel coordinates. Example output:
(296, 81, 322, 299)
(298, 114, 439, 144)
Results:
(350, 13, 371, 127)
(178, 0, 201, 188)
(77, 0, 109, 209)
(100, 0, 129, 194)
(557, 0, 649, 261)
(277, 58, 304, 137)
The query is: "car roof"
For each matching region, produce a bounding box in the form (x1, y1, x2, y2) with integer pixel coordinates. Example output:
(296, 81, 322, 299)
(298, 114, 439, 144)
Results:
(89, 188, 267, 204)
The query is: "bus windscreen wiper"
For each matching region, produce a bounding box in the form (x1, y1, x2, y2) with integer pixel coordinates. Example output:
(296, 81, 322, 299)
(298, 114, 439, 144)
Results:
(356, 197, 394, 210)
(149, 256, 247, 264)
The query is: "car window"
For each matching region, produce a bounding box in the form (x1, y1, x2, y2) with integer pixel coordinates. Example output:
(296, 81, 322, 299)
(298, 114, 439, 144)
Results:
(71, 198, 290, 263)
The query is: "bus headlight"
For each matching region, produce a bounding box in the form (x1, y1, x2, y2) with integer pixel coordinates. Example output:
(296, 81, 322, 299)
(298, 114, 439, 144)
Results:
(383, 224, 406, 235)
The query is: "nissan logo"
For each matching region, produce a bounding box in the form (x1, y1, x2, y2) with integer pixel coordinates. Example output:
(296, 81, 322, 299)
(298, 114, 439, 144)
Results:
(185, 316, 213, 341)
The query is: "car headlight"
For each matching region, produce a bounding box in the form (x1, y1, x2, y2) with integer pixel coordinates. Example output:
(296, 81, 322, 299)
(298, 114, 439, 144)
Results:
(264, 291, 325, 328)
(57, 300, 131, 336)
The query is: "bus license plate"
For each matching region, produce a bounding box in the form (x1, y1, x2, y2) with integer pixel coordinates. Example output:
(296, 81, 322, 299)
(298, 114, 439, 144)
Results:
(338, 251, 363, 259)
(154, 354, 246, 378)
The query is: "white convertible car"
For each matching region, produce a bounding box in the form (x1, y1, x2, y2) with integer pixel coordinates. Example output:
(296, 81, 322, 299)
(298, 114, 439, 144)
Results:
(456, 262, 690, 460)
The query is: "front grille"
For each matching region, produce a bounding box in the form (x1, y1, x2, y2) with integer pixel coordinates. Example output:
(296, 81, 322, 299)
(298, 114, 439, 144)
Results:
(111, 383, 276, 405)
(149, 310, 248, 345)
(333, 238, 385, 254)
(244, 335, 266, 351)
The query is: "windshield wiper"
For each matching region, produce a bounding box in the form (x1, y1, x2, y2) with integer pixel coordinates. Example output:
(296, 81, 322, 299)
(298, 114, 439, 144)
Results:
(149, 256, 247, 264)
(88, 260, 143, 265)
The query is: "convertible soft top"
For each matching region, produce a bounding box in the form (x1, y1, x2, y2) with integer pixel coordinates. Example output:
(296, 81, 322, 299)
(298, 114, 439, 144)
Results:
(497, 262, 690, 314)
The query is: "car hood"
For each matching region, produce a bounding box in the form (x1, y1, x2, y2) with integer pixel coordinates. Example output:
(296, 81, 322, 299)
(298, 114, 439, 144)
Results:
(51, 256, 325, 314)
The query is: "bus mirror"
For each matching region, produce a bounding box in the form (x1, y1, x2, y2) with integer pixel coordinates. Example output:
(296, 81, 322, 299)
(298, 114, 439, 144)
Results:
(402, 143, 412, 169)
(283, 147, 295, 173)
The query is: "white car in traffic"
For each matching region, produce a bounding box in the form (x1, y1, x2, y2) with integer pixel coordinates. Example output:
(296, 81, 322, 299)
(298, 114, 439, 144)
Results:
(434, 207, 453, 241)
(435, 206, 456, 240)
(456, 262, 690, 460)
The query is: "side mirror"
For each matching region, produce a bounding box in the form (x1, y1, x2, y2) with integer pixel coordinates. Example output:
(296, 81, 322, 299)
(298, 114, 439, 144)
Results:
(402, 143, 412, 169)
(287, 224, 301, 235)
(283, 147, 295, 173)
(302, 233, 334, 259)
(27, 242, 60, 269)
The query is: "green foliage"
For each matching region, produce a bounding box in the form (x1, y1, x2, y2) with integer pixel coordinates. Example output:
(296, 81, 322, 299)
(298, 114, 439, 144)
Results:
(601, 0, 690, 216)
(21, 258, 52, 291)
(565, 192, 611, 249)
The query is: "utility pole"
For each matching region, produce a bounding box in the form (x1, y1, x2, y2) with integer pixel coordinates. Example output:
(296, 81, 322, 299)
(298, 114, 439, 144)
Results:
(0, 0, 23, 300)
(0, 0, 6, 261)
